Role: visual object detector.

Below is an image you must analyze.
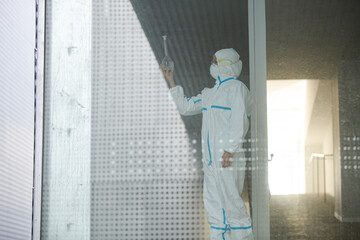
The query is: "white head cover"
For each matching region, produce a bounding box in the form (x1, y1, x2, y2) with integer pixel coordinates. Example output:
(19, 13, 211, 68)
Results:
(211, 48, 242, 78)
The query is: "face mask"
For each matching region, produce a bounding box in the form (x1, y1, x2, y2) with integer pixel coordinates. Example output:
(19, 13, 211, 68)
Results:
(210, 64, 219, 79)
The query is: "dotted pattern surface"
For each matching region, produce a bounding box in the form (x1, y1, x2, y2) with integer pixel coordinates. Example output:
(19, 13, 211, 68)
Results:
(342, 136, 360, 172)
(91, 0, 209, 238)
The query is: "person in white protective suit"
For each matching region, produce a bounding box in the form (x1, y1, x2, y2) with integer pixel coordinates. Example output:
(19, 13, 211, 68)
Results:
(161, 48, 253, 240)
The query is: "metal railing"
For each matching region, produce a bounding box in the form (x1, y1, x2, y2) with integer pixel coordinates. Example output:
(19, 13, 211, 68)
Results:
(310, 153, 334, 203)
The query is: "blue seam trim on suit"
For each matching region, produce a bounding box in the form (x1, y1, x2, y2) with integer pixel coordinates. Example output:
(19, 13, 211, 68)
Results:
(223, 209, 226, 225)
(194, 99, 202, 103)
(217, 76, 235, 89)
(211, 105, 231, 110)
(222, 209, 229, 240)
(210, 226, 226, 230)
(207, 130, 212, 166)
(211, 226, 251, 230)
(230, 226, 252, 230)
(210, 226, 251, 230)
(201, 107, 207, 111)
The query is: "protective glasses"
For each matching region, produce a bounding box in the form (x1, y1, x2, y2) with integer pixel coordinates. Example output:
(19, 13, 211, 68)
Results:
(214, 58, 240, 67)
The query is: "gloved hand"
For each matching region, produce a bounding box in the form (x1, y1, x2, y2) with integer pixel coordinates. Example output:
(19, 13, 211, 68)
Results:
(160, 64, 175, 88)
(222, 151, 233, 168)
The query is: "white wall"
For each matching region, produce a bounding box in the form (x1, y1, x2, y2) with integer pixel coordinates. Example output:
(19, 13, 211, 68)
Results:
(304, 80, 320, 138)
(304, 80, 334, 198)
(0, 1, 35, 239)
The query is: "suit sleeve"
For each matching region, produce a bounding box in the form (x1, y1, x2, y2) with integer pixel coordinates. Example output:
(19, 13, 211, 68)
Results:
(224, 84, 249, 154)
(168, 85, 203, 116)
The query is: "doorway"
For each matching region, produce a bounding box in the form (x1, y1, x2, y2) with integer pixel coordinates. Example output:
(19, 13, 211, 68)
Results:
(267, 80, 307, 195)
(267, 79, 342, 239)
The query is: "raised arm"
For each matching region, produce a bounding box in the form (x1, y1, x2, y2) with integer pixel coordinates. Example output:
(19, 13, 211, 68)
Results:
(161, 64, 202, 116)
(169, 86, 202, 116)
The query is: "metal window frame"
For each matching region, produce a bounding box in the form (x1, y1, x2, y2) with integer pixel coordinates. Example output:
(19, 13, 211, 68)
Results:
(248, 0, 270, 239)
(32, 0, 46, 239)
(31, 1, 269, 239)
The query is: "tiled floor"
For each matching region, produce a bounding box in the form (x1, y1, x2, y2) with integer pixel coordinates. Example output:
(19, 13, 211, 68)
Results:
(270, 194, 360, 239)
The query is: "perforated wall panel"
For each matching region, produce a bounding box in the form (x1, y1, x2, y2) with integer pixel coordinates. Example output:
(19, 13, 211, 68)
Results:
(91, 0, 209, 239)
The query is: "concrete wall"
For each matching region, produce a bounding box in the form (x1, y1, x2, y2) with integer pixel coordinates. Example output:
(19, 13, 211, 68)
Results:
(332, 77, 342, 221)
(41, 0, 92, 239)
(335, 60, 360, 222)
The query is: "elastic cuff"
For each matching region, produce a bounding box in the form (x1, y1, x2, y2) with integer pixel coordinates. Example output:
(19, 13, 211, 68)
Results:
(224, 150, 234, 155)
(169, 85, 181, 91)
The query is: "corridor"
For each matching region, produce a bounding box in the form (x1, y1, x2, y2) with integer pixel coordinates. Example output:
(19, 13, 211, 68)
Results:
(270, 195, 360, 239)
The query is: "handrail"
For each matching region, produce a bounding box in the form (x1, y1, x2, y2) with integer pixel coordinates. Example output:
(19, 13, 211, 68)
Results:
(310, 154, 334, 203)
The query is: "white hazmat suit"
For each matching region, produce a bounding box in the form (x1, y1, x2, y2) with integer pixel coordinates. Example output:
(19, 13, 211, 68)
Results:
(168, 48, 253, 240)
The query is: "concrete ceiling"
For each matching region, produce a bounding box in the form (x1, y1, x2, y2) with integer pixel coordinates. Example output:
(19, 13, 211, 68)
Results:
(131, 0, 360, 83)
(266, 0, 360, 80)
